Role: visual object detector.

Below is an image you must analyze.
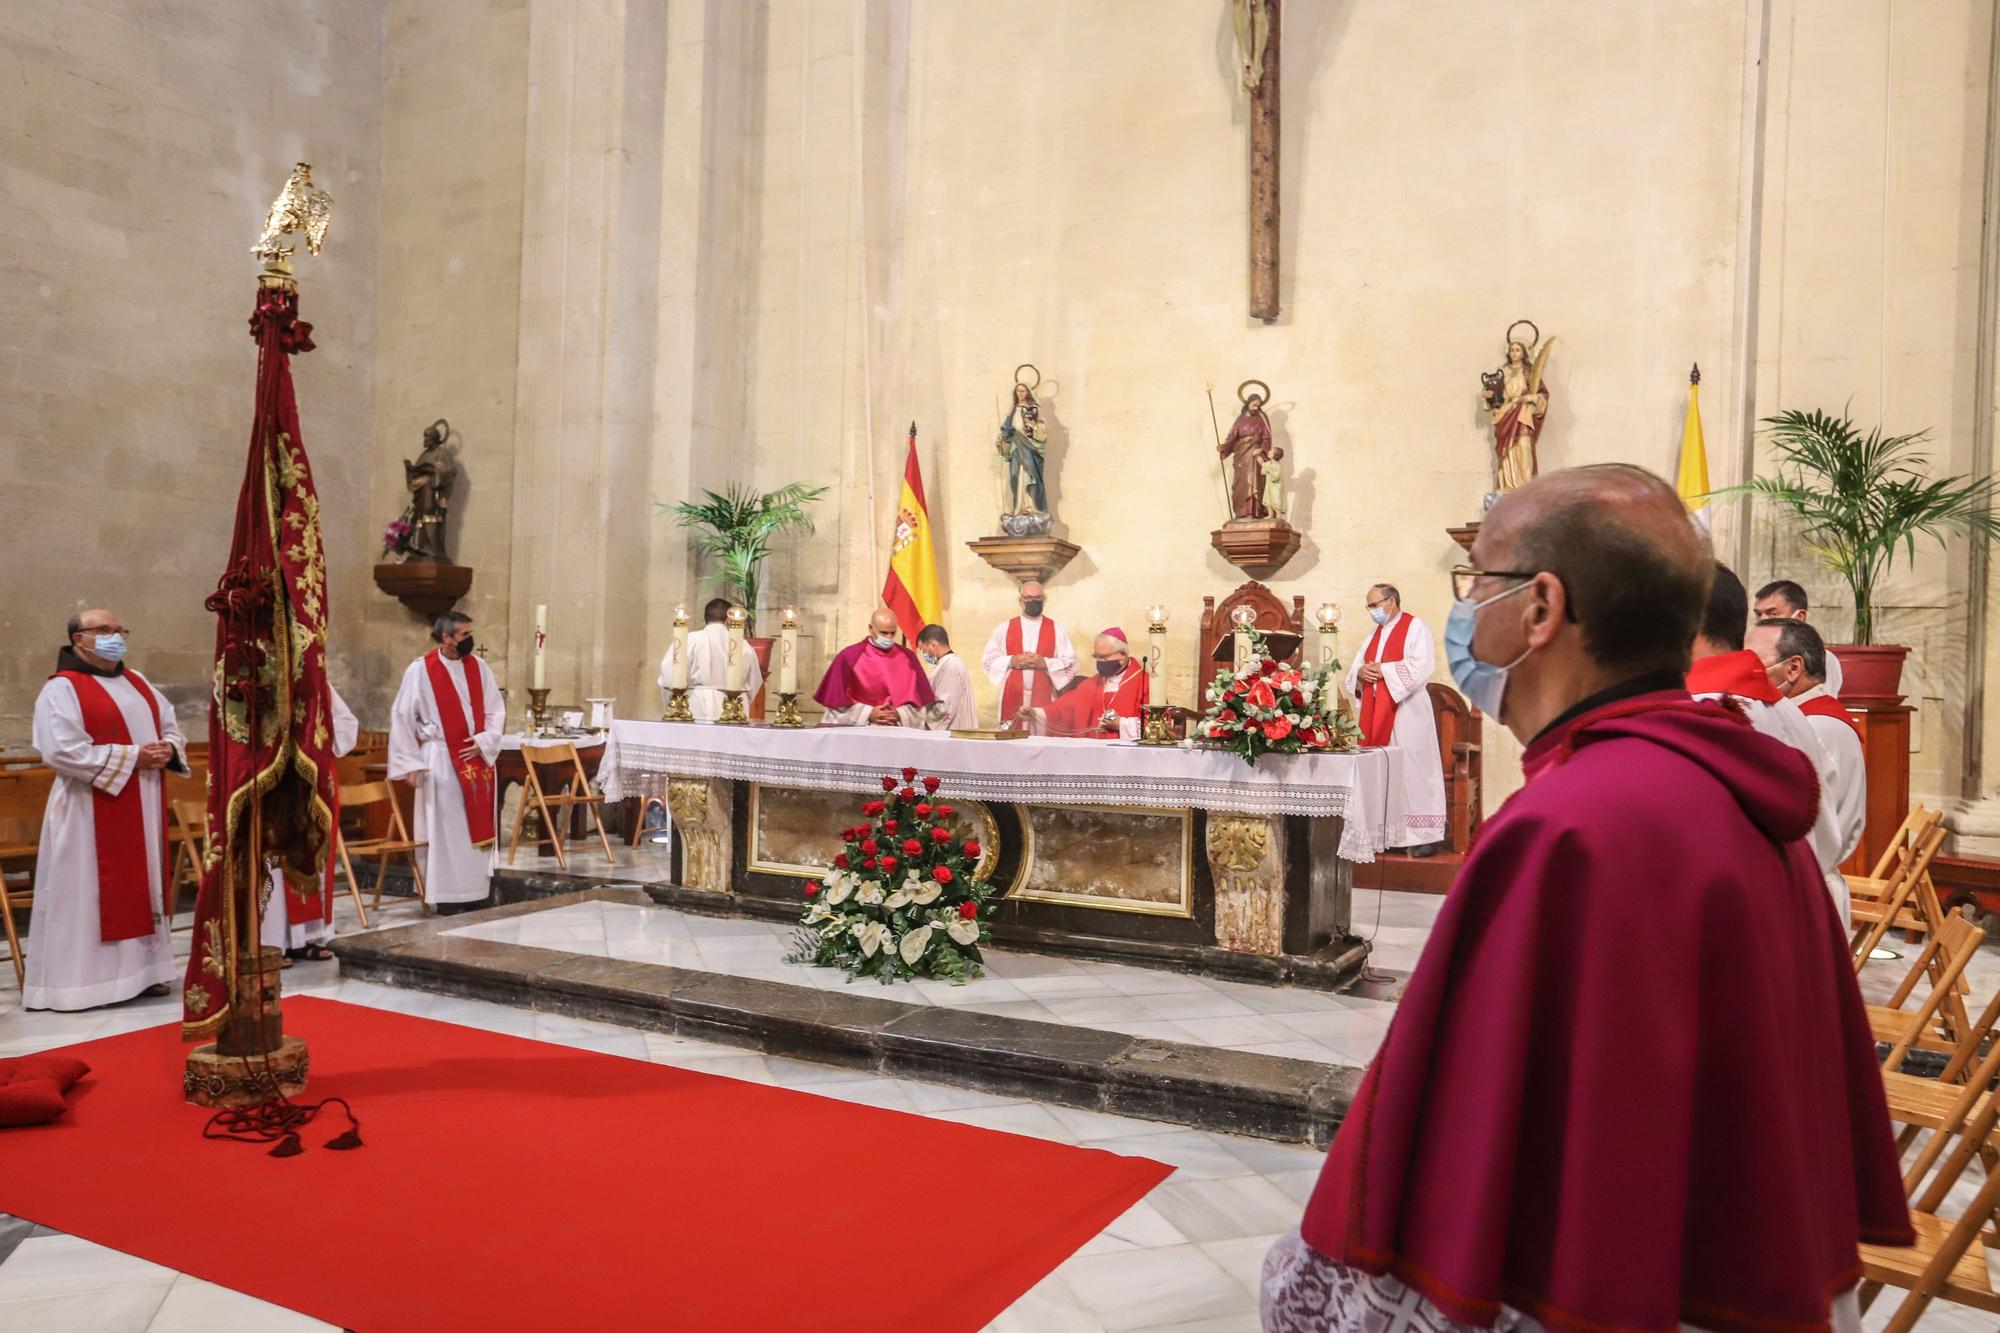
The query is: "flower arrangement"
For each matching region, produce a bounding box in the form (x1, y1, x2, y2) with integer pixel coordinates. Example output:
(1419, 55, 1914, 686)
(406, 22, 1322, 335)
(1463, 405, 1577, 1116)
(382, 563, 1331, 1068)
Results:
(787, 768, 997, 984)
(380, 518, 413, 559)
(1199, 626, 1359, 766)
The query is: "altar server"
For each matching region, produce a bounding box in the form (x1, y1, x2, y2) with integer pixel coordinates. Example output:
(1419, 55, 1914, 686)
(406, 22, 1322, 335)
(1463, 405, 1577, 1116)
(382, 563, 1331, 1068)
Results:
(1754, 578, 1845, 697)
(389, 612, 504, 914)
(1752, 617, 1866, 876)
(816, 609, 937, 727)
(658, 597, 762, 720)
(1264, 465, 1908, 1333)
(917, 624, 977, 731)
(1018, 629, 1148, 740)
(1343, 584, 1448, 854)
(1689, 565, 1850, 924)
(262, 682, 359, 960)
(980, 581, 1076, 727)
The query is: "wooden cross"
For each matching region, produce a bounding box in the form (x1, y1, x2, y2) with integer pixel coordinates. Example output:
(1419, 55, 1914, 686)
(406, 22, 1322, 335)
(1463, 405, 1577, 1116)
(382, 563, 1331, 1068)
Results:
(1234, 0, 1280, 322)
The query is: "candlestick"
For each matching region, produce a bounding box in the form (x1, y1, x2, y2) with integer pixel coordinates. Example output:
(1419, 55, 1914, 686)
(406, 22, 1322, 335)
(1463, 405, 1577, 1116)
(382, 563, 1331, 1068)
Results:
(1145, 604, 1169, 708)
(526, 686, 551, 735)
(717, 688, 748, 725)
(532, 603, 547, 690)
(669, 605, 690, 690)
(778, 607, 799, 695)
(724, 605, 747, 691)
(662, 687, 694, 722)
(770, 692, 804, 728)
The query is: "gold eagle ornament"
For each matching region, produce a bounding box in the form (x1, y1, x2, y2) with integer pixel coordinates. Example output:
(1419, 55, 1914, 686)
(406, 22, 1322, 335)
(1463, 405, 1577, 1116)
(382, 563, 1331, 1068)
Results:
(252, 162, 333, 275)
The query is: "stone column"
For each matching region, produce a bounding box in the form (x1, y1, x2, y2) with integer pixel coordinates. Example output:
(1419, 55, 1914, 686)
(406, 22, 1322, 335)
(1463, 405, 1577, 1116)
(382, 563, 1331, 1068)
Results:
(665, 777, 733, 893)
(1207, 813, 1286, 955)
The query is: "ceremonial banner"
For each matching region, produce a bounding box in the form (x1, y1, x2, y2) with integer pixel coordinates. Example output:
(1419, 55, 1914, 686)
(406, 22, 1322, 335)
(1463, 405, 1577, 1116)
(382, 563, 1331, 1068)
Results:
(181, 280, 339, 1039)
(882, 424, 942, 643)
(1678, 366, 1710, 529)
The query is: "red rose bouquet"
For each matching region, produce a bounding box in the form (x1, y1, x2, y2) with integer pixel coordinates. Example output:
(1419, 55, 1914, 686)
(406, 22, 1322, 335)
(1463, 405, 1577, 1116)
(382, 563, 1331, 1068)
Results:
(1199, 626, 1360, 766)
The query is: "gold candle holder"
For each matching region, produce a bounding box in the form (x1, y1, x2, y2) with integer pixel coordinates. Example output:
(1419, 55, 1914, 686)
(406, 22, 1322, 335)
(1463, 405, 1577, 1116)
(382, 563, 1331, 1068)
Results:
(1138, 704, 1175, 746)
(770, 692, 805, 728)
(662, 687, 694, 722)
(717, 689, 749, 725)
(526, 686, 552, 734)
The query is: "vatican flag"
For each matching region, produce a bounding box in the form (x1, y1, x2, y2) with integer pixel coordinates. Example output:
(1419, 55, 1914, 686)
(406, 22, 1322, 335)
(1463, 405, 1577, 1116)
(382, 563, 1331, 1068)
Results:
(1677, 364, 1710, 531)
(882, 423, 942, 642)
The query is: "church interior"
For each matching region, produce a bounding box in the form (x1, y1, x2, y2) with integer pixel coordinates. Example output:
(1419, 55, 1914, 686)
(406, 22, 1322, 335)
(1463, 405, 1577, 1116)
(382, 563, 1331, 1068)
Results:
(6, 1, 2000, 1329)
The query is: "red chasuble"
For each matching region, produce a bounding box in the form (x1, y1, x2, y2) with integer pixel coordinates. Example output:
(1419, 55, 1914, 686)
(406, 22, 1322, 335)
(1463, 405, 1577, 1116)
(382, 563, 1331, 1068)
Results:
(1040, 666, 1149, 739)
(57, 671, 168, 943)
(424, 651, 496, 847)
(1685, 648, 1782, 704)
(1298, 689, 1911, 1331)
(1798, 693, 1862, 736)
(1355, 614, 1413, 749)
(998, 618, 1058, 719)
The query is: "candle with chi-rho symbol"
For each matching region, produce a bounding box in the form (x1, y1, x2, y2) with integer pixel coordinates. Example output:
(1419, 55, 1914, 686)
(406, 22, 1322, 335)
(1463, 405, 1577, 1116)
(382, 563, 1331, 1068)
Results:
(532, 603, 548, 689)
(779, 607, 800, 694)
(1230, 605, 1257, 672)
(1313, 602, 1341, 711)
(1145, 604, 1169, 704)
(669, 606, 690, 690)
(725, 605, 747, 690)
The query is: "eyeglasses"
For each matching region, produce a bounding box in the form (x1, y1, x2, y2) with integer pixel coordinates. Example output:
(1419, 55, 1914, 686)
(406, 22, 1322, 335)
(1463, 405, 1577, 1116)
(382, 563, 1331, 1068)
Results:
(1450, 566, 1538, 601)
(78, 626, 129, 637)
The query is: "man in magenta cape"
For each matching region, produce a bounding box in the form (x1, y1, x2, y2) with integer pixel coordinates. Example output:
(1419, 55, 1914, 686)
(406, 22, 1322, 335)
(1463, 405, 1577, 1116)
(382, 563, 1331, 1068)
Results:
(815, 608, 937, 727)
(1263, 465, 1909, 1332)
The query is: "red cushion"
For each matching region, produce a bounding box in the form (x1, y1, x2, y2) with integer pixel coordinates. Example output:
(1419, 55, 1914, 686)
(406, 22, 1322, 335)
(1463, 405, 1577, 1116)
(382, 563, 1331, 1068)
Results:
(0, 1054, 92, 1128)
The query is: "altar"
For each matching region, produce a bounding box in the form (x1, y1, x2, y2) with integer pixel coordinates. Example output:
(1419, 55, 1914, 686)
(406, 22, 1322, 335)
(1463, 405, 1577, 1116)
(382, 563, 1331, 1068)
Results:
(604, 721, 1400, 980)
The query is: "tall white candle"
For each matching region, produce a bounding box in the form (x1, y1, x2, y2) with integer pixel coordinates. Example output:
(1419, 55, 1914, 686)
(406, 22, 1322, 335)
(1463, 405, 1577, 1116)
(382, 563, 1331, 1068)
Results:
(1233, 625, 1252, 673)
(670, 607, 690, 690)
(779, 610, 799, 694)
(532, 603, 547, 689)
(725, 607, 746, 690)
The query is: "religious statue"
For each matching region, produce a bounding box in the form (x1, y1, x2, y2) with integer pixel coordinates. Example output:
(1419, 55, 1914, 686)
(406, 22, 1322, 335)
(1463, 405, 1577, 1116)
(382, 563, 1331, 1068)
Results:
(388, 418, 457, 562)
(996, 364, 1053, 537)
(1232, 0, 1272, 92)
(1212, 380, 1279, 522)
(1260, 445, 1287, 521)
(1481, 320, 1555, 494)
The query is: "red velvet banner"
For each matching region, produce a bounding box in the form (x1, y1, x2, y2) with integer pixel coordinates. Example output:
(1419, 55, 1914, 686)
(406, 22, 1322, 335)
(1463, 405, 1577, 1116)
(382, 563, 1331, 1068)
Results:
(182, 282, 339, 1040)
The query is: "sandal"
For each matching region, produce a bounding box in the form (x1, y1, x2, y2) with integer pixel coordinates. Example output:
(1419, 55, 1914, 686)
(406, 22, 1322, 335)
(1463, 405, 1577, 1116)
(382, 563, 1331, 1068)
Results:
(295, 943, 336, 962)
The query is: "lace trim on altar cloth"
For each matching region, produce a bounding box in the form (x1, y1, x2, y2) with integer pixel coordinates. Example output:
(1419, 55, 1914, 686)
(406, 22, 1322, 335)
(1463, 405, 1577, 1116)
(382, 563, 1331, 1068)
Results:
(1257, 1232, 1863, 1333)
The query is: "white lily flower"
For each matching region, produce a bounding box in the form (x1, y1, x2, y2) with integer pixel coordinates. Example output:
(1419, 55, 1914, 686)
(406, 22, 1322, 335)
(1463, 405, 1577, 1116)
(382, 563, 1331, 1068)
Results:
(947, 918, 981, 947)
(884, 887, 913, 911)
(912, 878, 941, 906)
(857, 883, 885, 906)
(824, 877, 853, 905)
(856, 921, 888, 957)
(898, 923, 934, 966)
(804, 901, 830, 925)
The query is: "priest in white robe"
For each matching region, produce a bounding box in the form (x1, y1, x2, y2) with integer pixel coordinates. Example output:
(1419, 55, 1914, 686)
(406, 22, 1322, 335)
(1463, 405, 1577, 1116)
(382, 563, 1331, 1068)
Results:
(1751, 618, 1866, 872)
(1753, 578, 1845, 697)
(1345, 584, 1448, 853)
(979, 580, 1076, 726)
(658, 597, 762, 720)
(262, 683, 359, 959)
(25, 609, 185, 1011)
(917, 624, 977, 731)
(389, 612, 505, 914)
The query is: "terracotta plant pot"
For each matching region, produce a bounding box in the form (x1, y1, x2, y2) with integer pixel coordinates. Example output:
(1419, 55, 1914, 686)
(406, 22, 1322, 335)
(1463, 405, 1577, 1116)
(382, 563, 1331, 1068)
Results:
(1831, 643, 1909, 704)
(747, 635, 775, 720)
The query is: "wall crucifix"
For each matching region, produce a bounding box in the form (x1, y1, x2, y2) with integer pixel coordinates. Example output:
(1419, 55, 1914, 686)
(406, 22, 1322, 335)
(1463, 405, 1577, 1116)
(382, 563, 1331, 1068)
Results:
(1232, 0, 1280, 322)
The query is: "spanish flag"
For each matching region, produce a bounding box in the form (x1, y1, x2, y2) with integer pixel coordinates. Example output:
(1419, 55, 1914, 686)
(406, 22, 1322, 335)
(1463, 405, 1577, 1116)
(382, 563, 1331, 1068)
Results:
(882, 422, 942, 642)
(1677, 363, 1710, 530)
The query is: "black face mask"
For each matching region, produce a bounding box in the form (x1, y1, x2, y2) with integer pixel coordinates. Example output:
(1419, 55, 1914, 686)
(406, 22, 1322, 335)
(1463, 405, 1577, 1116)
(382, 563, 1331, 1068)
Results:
(453, 634, 475, 658)
(1021, 599, 1045, 618)
(1096, 658, 1124, 678)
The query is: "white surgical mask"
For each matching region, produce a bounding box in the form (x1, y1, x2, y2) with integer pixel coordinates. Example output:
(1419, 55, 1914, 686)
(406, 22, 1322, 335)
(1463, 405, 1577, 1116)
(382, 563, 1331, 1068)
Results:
(870, 635, 896, 650)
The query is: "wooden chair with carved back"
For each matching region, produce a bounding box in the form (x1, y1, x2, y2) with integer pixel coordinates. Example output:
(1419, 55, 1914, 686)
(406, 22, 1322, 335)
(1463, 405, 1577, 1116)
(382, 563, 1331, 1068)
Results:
(1197, 582, 1304, 690)
(1426, 683, 1482, 853)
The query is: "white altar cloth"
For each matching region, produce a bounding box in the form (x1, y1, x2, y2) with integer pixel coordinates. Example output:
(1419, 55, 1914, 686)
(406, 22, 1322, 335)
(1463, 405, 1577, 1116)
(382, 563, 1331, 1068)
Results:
(499, 733, 609, 754)
(605, 721, 1401, 863)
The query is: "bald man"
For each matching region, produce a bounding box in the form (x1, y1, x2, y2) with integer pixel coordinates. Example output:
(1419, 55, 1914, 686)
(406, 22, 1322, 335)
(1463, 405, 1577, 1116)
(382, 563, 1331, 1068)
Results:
(26, 608, 186, 1010)
(980, 580, 1076, 727)
(814, 609, 937, 727)
(1266, 465, 1907, 1333)
(1016, 629, 1149, 740)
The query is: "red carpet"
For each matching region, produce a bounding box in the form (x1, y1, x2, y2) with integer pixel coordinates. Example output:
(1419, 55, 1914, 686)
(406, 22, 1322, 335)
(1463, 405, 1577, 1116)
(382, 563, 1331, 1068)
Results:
(0, 997, 1171, 1331)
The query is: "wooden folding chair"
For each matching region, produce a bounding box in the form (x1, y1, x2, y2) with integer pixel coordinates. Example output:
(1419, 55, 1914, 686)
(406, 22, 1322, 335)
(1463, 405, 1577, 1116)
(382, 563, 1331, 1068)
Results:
(0, 773, 50, 989)
(1877, 914, 1998, 1134)
(507, 742, 614, 870)
(166, 799, 210, 931)
(1867, 904, 1981, 1054)
(1852, 821, 1949, 971)
(1848, 806, 1938, 919)
(337, 781, 425, 913)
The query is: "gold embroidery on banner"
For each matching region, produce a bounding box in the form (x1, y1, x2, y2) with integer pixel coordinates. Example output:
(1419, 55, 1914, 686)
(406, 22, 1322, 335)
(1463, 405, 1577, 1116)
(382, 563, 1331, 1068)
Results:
(184, 985, 210, 1015)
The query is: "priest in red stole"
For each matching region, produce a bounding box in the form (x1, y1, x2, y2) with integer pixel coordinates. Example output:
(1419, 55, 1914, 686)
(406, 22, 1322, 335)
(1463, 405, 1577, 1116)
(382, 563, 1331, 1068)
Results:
(1265, 466, 1909, 1333)
(1018, 629, 1149, 740)
(980, 580, 1077, 726)
(24, 609, 186, 1011)
(1687, 564, 1849, 925)
(816, 608, 937, 727)
(1343, 584, 1447, 852)
(389, 612, 504, 913)
(1752, 617, 1866, 878)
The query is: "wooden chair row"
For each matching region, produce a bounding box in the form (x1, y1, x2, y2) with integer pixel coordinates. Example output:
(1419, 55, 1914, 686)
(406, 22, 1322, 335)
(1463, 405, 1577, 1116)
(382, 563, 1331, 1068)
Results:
(505, 742, 614, 871)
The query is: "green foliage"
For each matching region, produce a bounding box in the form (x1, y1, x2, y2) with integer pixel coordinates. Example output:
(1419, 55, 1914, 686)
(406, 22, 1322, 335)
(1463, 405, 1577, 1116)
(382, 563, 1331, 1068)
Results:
(1714, 409, 2000, 644)
(659, 482, 828, 627)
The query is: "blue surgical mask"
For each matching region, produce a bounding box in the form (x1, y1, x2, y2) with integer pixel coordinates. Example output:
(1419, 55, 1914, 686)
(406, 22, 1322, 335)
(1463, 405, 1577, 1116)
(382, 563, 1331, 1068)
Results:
(90, 632, 128, 663)
(1443, 582, 1534, 719)
(1368, 606, 1391, 626)
(921, 653, 939, 667)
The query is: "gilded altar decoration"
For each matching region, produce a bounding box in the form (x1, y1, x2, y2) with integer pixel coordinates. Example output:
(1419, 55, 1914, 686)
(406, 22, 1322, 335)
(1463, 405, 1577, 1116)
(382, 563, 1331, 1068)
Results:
(665, 776, 731, 892)
(1208, 812, 1286, 955)
(1199, 624, 1359, 767)
(995, 364, 1053, 537)
(1481, 319, 1555, 494)
(786, 769, 1000, 984)
(251, 163, 332, 276)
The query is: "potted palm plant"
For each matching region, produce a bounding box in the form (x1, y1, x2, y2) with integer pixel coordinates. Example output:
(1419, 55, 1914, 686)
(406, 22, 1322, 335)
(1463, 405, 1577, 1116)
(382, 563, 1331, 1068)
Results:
(1719, 408, 2000, 700)
(661, 482, 828, 709)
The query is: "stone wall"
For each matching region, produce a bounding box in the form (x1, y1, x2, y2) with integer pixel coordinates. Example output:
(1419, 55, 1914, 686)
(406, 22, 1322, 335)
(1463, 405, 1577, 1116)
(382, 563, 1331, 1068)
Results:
(0, 0, 384, 744)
